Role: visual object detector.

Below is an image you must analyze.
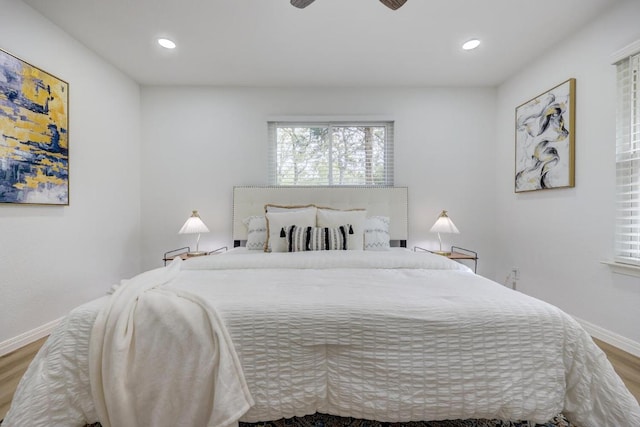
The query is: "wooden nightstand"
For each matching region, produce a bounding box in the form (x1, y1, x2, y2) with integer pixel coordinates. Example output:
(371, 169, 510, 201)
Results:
(414, 245, 478, 273)
(162, 246, 228, 266)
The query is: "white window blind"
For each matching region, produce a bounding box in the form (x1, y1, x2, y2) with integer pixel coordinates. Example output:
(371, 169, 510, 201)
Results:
(268, 121, 394, 186)
(615, 52, 640, 266)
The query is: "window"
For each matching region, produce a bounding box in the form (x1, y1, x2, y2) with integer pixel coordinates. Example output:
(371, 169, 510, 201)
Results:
(268, 121, 394, 186)
(615, 49, 640, 266)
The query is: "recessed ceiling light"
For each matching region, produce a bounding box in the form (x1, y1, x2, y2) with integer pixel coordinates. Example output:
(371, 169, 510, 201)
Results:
(158, 38, 176, 49)
(462, 39, 481, 51)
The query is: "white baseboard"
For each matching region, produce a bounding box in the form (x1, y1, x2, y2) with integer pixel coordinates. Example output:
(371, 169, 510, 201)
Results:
(574, 316, 640, 358)
(0, 317, 63, 357)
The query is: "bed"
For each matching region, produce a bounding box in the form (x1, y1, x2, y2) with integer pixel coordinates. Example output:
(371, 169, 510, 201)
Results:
(3, 187, 640, 427)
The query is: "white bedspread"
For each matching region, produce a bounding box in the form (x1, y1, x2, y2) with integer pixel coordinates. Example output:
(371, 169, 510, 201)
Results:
(4, 249, 640, 427)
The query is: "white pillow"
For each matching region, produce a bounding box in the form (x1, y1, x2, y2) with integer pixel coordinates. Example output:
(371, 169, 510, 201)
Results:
(242, 216, 267, 250)
(364, 216, 391, 251)
(316, 208, 367, 250)
(265, 207, 317, 252)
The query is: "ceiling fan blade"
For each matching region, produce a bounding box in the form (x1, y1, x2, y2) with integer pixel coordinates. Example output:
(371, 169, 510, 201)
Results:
(291, 0, 316, 8)
(380, 0, 407, 10)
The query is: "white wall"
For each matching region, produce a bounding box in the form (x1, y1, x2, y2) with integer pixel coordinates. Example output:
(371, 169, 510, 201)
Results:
(495, 0, 640, 346)
(140, 87, 498, 275)
(6, 0, 639, 355)
(0, 0, 142, 343)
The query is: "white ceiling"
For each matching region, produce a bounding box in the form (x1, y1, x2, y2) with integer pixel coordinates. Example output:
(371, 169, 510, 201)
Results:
(23, 0, 621, 87)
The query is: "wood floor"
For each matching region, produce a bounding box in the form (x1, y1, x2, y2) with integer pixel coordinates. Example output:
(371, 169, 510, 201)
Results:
(593, 338, 640, 404)
(1, 336, 639, 422)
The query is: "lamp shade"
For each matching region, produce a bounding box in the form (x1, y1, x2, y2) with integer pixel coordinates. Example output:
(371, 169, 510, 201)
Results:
(429, 210, 459, 234)
(179, 210, 210, 234)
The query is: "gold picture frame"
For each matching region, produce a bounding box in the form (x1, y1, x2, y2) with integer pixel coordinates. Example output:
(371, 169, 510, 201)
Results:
(515, 78, 575, 193)
(0, 48, 69, 205)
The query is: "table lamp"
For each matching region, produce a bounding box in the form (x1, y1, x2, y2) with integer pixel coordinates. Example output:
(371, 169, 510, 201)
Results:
(429, 210, 459, 255)
(179, 210, 210, 256)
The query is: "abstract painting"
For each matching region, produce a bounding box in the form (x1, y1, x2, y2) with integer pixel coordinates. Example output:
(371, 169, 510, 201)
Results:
(515, 78, 575, 193)
(0, 48, 69, 205)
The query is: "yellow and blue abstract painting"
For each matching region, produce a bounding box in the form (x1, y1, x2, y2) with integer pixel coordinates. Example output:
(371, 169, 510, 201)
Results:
(0, 48, 68, 205)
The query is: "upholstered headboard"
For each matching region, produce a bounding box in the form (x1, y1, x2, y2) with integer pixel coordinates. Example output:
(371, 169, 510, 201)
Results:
(232, 186, 408, 246)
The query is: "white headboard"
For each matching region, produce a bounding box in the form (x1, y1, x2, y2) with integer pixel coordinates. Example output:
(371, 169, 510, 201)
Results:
(233, 186, 408, 244)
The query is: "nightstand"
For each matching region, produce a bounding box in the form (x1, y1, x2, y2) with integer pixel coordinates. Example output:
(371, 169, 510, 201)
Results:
(414, 245, 478, 273)
(162, 246, 228, 266)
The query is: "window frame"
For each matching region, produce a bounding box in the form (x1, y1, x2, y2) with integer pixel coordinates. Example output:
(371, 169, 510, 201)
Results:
(268, 120, 395, 187)
(613, 42, 640, 267)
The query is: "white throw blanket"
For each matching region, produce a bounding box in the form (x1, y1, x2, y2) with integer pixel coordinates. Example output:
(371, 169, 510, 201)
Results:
(89, 258, 253, 427)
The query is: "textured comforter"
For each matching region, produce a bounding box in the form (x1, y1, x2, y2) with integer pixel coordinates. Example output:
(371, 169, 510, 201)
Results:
(4, 249, 640, 427)
(89, 259, 253, 427)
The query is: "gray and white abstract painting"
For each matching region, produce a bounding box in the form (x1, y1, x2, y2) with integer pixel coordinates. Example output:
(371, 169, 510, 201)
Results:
(515, 79, 575, 192)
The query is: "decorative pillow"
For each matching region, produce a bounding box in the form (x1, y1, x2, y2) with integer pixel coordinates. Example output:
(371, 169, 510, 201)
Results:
(285, 224, 350, 252)
(364, 216, 391, 251)
(265, 207, 317, 252)
(242, 216, 267, 250)
(316, 208, 367, 250)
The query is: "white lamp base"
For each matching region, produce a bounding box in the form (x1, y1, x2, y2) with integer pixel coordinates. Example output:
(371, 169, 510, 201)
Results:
(187, 233, 207, 257)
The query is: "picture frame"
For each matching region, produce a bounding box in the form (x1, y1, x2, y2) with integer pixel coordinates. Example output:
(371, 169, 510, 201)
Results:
(0, 48, 69, 205)
(515, 78, 575, 193)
